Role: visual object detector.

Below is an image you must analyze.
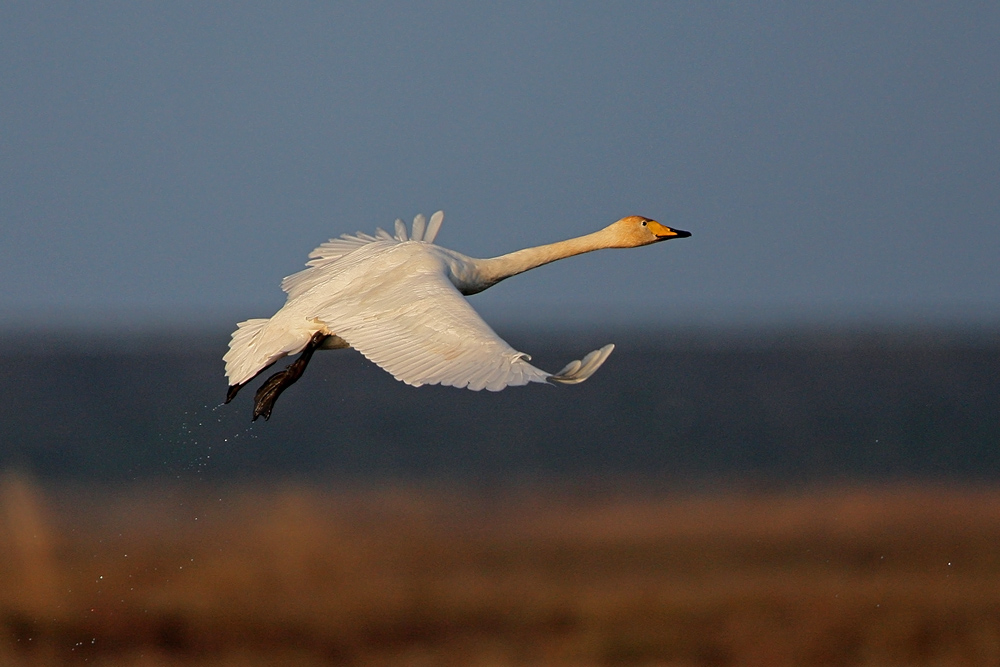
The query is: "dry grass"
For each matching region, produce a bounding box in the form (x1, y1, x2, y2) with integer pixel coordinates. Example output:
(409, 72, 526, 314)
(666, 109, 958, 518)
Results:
(3, 474, 1000, 665)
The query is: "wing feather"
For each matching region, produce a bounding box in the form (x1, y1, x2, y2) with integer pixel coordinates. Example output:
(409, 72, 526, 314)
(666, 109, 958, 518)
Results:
(424, 211, 444, 244)
(394, 219, 408, 241)
(411, 214, 426, 241)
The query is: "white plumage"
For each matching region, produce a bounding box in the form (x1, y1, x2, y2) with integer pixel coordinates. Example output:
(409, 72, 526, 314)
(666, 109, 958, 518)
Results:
(224, 211, 689, 419)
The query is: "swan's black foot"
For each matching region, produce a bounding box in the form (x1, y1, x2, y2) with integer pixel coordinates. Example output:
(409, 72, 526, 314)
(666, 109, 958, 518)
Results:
(252, 368, 297, 421)
(225, 383, 243, 404)
(248, 331, 328, 421)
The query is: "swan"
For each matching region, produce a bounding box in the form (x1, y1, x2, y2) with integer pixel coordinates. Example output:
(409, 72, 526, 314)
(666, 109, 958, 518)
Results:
(224, 212, 690, 420)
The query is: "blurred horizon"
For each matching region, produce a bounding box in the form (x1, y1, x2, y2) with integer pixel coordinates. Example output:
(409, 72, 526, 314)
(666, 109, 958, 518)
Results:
(3, 325, 997, 486)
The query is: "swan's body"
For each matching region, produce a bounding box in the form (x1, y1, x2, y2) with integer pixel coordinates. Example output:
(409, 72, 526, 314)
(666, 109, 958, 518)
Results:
(225, 212, 690, 420)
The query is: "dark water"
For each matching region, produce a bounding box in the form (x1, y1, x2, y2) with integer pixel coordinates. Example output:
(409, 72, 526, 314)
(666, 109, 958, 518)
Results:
(2, 326, 998, 485)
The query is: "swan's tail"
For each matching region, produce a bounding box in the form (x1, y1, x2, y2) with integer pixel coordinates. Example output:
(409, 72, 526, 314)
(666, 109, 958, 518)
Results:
(223, 317, 316, 400)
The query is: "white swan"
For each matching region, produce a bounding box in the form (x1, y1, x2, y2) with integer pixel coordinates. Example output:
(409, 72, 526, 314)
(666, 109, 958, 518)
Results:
(224, 212, 690, 420)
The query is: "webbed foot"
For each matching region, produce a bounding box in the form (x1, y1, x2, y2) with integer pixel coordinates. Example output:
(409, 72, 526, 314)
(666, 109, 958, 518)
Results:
(225, 383, 243, 404)
(252, 368, 298, 421)
(248, 331, 328, 421)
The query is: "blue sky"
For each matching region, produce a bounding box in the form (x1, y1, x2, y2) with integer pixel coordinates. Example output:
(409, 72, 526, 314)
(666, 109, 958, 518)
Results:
(2, 3, 998, 330)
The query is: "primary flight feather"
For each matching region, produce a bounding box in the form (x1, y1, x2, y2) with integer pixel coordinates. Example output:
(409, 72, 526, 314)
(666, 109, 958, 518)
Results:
(224, 212, 690, 420)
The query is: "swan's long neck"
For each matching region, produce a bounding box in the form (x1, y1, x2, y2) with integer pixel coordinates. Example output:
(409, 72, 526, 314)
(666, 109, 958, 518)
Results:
(471, 227, 618, 292)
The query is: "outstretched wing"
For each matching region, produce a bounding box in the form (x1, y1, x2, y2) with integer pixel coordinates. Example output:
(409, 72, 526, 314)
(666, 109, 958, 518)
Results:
(312, 247, 612, 391)
(314, 256, 543, 390)
(281, 212, 445, 300)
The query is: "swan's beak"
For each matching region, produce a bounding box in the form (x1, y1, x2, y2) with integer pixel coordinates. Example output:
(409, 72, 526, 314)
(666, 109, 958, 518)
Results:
(648, 221, 692, 240)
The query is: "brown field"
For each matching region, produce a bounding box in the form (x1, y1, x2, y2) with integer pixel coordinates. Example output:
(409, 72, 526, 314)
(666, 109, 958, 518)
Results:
(3, 475, 1000, 666)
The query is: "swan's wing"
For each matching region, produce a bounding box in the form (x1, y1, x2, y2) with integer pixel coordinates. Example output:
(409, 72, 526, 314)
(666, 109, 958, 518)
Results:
(548, 344, 616, 384)
(281, 212, 445, 299)
(281, 235, 382, 299)
(313, 255, 609, 391)
(317, 267, 542, 390)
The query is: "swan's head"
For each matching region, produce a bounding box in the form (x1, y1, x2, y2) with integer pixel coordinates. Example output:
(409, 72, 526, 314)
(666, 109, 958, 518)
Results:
(608, 215, 691, 248)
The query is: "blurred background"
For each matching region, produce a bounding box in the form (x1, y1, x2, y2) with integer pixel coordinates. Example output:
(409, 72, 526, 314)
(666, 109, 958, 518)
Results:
(1, 3, 999, 665)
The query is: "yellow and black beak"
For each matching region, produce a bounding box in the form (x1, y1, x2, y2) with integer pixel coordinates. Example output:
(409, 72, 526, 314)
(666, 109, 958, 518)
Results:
(647, 220, 692, 240)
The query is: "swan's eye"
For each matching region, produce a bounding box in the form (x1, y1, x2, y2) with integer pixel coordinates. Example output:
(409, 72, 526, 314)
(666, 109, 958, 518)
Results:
(641, 221, 647, 226)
